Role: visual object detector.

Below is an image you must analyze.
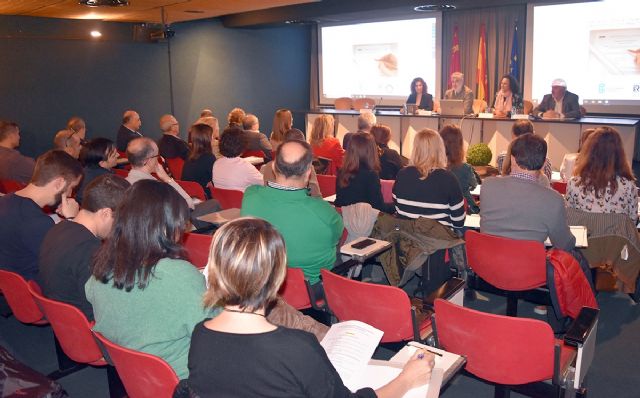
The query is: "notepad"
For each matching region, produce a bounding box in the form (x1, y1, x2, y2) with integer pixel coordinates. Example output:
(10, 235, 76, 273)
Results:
(340, 237, 392, 260)
(544, 225, 588, 248)
(196, 208, 241, 225)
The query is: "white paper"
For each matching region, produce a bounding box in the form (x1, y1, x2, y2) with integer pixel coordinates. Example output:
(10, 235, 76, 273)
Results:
(464, 214, 481, 229)
(350, 360, 430, 398)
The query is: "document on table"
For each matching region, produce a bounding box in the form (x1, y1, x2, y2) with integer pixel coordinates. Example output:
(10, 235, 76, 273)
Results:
(544, 225, 588, 247)
(464, 214, 481, 229)
(323, 194, 336, 203)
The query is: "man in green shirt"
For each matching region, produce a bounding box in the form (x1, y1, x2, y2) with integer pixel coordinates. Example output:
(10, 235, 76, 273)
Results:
(241, 139, 343, 286)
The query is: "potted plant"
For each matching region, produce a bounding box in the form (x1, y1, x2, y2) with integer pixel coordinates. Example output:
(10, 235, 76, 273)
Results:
(466, 143, 499, 179)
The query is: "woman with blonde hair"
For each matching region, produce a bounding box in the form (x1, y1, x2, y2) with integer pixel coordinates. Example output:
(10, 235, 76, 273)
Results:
(184, 217, 434, 397)
(310, 114, 344, 170)
(393, 128, 465, 229)
(566, 126, 637, 222)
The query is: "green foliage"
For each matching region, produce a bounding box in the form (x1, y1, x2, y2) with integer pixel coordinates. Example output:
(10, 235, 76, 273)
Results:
(466, 143, 492, 166)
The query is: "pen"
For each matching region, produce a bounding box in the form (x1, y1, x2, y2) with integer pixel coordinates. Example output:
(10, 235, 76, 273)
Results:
(408, 341, 443, 357)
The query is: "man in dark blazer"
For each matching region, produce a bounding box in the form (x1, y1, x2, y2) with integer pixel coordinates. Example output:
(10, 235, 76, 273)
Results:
(532, 78, 581, 119)
(157, 114, 189, 160)
(241, 113, 273, 162)
(116, 109, 142, 152)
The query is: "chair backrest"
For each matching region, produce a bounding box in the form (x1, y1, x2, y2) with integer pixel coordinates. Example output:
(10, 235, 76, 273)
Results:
(113, 168, 129, 178)
(165, 157, 185, 180)
(211, 187, 243, 210)
(175, 179, 206, 201)
(352, 98, 376, 111)
(380, 179, 394, 203)
(241, 150, 265, 159)
(0, 179, 26, 194)
(321, 269, 415, 343)
(279, 267, 311, 310)
(182, 232, 213, 269)
(334, 97, 353, 110)
(465, 230, 547, 291)
(523, 99, 533, 115)
(0, 270, 47, 325)
(551, 181, 567, 195)
(317, 174, 337, 198)
(435, 299, 555, 385)
(93, 331, 179, 398)
(472, 99, 487, 114)
(27, 281, 105, 365)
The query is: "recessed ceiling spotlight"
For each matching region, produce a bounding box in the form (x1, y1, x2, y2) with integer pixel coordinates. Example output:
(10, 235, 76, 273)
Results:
(79, 0, 129, 7)
(414, 4, 456, 12)
(90, 30, 102, 37)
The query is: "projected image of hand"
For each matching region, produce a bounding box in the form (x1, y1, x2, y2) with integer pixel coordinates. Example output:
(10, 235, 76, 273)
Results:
(629, 49, 640, 67)
(375, 53, 398, 76)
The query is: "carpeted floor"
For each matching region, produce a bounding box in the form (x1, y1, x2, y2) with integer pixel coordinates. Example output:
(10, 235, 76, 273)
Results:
(1, 289, 638, 397)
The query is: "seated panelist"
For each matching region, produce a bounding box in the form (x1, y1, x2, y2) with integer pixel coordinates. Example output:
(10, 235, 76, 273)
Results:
(492, 74, 523, 118)
(406, 77, 433, 111)
(532, 78, 581, 119)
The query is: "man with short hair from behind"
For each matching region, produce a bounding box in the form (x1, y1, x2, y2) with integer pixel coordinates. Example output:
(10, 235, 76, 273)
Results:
(343, 112, 377, 151)
(116, 109, 142, 152)
(38, 174, 130, 320)
(157, 114, 189, 160)
(66, 116, 87, 144)
(0, 150, 82, 280)
(53, 129, 83, 159)
(496, 119, 552, 181)
(241, 139, 343, 290)
(0, 120, 35, 184)
(242, 113, 273, 162)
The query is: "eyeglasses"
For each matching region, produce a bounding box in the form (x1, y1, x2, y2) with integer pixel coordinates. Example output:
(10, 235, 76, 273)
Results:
(144, 154, 164, 165)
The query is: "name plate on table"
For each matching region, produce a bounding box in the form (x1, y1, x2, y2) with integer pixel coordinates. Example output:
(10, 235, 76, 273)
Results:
(197, 208, 241, 225)
(341, 237, 391, 262)
(478, 112, 494, 119)
(416, 110, 432, 116)
(511, 114, 530, 120)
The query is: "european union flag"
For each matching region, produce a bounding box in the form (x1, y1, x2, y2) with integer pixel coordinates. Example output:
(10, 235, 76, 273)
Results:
(509, 23, 519, 80)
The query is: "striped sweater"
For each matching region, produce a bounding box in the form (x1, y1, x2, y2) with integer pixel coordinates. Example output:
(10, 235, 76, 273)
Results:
(392, 167, 465, 229)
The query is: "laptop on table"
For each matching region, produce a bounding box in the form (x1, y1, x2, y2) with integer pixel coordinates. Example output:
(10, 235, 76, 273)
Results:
(439, 99, 466, 116)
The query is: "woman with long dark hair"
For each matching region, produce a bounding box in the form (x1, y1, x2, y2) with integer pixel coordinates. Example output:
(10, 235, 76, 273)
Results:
(439, 125, 479, 214)
(182, 123, 216, 197)
(406, 77, 434, 111)
(492, 74, 523, 117)
(566, 126, 637, 222)
(370, 124, 403, 180)
(334, 132, 393, 213)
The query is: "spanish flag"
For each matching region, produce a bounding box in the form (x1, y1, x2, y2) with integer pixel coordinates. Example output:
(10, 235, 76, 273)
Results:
(476, 24, 488, 102)
(449, 26, 461, 88)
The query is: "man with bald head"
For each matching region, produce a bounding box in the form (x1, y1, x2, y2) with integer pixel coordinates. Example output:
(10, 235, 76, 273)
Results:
(532, 78, 581, 119)
(157, 114, 189, 160)
(53, 129, 83, 159)
(241, 139, 343, 288)
(116, 109, 142, 152)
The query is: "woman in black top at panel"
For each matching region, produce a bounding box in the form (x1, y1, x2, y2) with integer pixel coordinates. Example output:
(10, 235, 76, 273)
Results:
(181, 123, 216, 198)
(182, 217, 433, 398)
(334, 132, 394, 213)
(370, 124, 404, 180)
(406, 77, 434, 111)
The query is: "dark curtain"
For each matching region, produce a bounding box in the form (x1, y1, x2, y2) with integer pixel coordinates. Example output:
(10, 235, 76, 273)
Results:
(441, 6, 526, 104)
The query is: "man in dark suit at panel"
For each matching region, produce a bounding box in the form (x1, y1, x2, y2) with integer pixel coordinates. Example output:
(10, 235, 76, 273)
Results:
(116, 109, 142, 152)
(532, 78, 581, 119)
(157, 114, 189, 160)
(242, 113, 273, 162)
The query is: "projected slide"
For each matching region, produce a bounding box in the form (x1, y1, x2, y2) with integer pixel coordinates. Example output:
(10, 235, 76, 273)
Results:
(531, 0, 640, 109)
(320, 18, 437, 104)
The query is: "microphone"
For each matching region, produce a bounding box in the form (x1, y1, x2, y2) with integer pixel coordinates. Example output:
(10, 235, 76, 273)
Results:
(374, 97, 383, 114)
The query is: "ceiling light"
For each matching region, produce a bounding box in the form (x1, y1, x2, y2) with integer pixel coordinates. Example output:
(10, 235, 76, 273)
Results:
(90, 30, 102, 38)
(414, 5, 456, 12)
(79, 0, 129, 7)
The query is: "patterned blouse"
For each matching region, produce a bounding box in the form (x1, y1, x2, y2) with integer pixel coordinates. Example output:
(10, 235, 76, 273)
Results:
(566, 176, 638, 223)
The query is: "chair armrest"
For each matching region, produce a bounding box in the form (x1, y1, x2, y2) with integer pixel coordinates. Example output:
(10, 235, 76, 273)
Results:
(423, 277, 466, 309)
(330, 258, 361, 278)
(564, 307, 599, 347)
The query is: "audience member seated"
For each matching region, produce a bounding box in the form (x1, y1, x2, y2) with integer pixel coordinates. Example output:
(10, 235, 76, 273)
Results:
(532, 78, 581, 119)
(38, 174, 130, 320)
(181, 123, 216, 198)
(185, 217, 434, 398)
(193, 116, 221, 158)
(497, 119, 552, 181)
(269, 108, 294, 151)
(86, 180, 329, 379)
(335, 132, 394, 213)
(116, 109, 142, 152)
(242, 113, 273, 162)
(371, 123, 404, 180)
(226, 107, 245, 129)
(480, 134, 576, 251)
(53, 129, 82, 159)
(440, 124, 479, 214)
(260, 129, 322, 198)
(75, 138, 119, 204)
(393, 129, 466, 231)
(125, 137, 219, 228)
(492, 74, 523, 117)
(343, 112, 376, 151)
(241, 139, 343, 286)
(200, 108, 214, 118)
(0, 120, 35, 184)
(157, 114, 189, 160)
(566, 126, 637, 223)
(559, 128, 596, 182)
(406, 77, 434, 111)
(66, 116, 87, 144)
(443, 72, 474, 115)
(310, 114, 344, 170)
(211, 127, 263, 193)
(0, 151, 81, 280)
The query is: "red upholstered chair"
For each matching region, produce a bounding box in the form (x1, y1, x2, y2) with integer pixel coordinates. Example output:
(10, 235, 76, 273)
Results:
(241, 149, 266, 158)
(93, 331, 179, 398)
(183, 232, 213, 269)
(433, 299, 598, 397)
(175, 179, 206, 201)
(465, 230, 548, 316)
(380, 179, 394, 203)
(0, 179, 26, 194)
(113, 168, 129, 178)
(317, 174, 337, 198)
(0, 270, 47, 325)
(551, 181, 567, 195)
(211, 187, 244, 209)
(321, 269, 430, 343)
(279, 267, 325, 311)
(165, 157, 185, 180)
